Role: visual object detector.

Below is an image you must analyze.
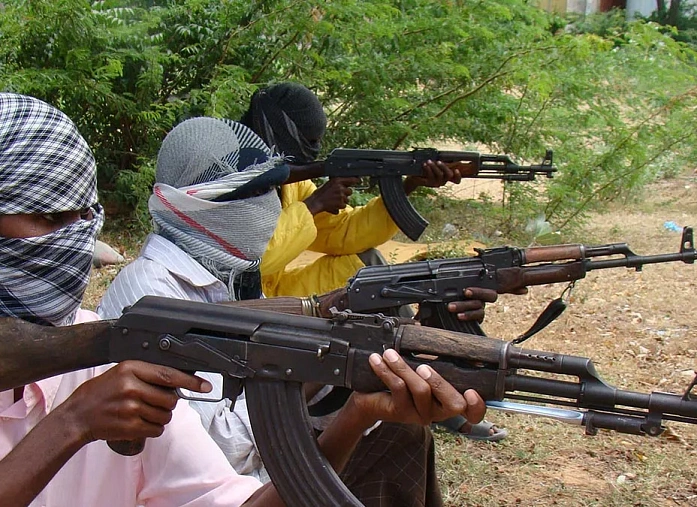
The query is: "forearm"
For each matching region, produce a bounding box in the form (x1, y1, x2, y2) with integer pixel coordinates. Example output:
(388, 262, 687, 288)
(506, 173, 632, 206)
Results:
(315, 395, 373, 472)
(284, 162, 325, 184)
(0, 404, 86, 505)
(403, 177, 419, 196)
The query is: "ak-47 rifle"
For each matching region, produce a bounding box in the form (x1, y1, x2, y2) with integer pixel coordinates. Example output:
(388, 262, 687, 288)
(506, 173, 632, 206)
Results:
(334, 226, 696, 342)
(286, 148, 556, 240)
(1, 296, 696, 507)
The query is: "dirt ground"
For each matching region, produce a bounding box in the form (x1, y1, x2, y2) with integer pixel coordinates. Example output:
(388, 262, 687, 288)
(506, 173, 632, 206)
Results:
(434, 174, 697, 506)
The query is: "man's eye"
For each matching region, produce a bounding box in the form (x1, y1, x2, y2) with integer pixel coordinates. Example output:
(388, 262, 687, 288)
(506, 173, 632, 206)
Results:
(80, 208, 94, 221)
(41, 213, 59, 223)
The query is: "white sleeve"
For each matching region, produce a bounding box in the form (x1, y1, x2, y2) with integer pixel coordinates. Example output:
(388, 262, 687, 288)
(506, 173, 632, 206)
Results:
(189, 374, 270, 484)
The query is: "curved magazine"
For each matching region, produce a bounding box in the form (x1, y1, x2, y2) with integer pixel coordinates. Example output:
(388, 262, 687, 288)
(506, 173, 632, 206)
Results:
(378, 175, 428, 241)
(246, 378, 363, 507)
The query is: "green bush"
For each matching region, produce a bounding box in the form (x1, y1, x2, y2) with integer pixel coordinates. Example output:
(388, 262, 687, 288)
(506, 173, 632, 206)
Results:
(0, 1, 695, 241)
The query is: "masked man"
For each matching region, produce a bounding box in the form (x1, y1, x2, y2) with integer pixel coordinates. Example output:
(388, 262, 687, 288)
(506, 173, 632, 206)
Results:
(241, 82, 507, 442)
(0, 93, 265, 506)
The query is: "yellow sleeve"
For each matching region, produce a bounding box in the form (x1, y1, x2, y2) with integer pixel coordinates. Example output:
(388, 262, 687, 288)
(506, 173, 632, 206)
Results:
(309, 195, 400, 255)
(260, 199, 317, 277)
(262, 253, 365, 298)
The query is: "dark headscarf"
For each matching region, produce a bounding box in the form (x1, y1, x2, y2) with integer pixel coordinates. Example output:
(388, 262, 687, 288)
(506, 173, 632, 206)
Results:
(240, 83, 327, 164)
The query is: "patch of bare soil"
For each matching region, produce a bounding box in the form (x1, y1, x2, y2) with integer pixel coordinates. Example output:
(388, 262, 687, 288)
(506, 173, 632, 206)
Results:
(436, 174, 697, 506)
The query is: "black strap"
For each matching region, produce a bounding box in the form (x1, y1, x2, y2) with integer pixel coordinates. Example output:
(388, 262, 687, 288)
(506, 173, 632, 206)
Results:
(307, 387, 353, 417)
(511, 297, 567, 345)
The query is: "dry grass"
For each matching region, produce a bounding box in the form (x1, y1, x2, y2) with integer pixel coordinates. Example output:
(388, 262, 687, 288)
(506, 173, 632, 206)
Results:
(436, 175, 697, 506)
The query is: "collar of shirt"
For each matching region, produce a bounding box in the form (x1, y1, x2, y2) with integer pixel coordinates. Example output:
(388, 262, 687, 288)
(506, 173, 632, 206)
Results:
(0, 308, 99, 418)
(0, 376, 61, 419)
(140, 233, 226, 290)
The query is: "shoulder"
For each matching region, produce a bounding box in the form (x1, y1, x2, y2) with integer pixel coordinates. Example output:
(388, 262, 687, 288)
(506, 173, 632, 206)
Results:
(97, 257, 183, 319)
(74, 308, 100, 323)
(282, 180, 317, 205)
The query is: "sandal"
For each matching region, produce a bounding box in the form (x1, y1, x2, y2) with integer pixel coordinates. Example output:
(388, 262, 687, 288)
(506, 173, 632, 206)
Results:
(435, 415, 508, 442)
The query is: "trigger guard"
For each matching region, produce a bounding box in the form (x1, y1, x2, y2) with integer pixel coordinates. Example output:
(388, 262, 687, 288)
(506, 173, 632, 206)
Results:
(175, 386, 224, 402)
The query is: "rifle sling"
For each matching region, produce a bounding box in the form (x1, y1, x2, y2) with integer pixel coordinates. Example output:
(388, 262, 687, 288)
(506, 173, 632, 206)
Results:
(307, 387, 353, 417)
(511, 297, 567, 345)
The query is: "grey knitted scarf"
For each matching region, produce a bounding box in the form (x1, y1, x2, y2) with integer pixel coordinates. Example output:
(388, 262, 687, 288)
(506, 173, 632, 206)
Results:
(149, 118, 283, 299)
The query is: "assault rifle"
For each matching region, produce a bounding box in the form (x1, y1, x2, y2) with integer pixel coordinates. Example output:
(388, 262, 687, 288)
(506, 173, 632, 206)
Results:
(335, 226, 696, 341)
(287, 148, 557, 240)
(1, 296, 696, 507)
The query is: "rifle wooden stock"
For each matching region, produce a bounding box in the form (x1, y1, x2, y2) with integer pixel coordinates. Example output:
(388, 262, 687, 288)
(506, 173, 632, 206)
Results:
(399, 325, 505, 363)
(221, 296, 306, 315)
(495, 263, 588, 294)
(523, 244, 585, 263)
(0, 318, 112, 392)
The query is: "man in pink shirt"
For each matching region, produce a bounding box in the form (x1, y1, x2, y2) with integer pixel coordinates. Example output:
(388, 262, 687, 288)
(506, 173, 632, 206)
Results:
(0, 93, 487, 507)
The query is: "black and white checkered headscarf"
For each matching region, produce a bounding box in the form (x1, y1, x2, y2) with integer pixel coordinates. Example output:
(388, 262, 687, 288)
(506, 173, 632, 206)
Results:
(0, 93, 104, 326)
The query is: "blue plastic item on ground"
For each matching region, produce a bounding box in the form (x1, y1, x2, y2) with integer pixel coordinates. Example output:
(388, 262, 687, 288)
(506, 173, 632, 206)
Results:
(664, 221, 682, 232)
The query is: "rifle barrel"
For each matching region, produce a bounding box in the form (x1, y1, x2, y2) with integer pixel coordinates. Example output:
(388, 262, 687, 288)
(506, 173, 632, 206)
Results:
(587, 251, 697, 270)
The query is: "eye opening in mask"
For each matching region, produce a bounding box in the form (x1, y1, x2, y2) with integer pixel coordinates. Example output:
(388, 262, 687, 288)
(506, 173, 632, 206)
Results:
(34, 204, 98, 228)
(80, 206, 96, 221)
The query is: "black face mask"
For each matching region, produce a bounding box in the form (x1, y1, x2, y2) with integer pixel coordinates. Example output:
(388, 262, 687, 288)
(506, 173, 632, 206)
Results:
(245, 84, 327, 164)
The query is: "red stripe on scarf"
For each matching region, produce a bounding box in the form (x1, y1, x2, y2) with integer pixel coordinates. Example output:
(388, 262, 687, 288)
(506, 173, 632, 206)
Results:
(154, 186, 249, 260)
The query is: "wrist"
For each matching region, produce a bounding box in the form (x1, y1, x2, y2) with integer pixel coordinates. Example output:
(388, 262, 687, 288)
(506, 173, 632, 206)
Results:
(54, 397, 93, 448)
(403, 177, 419, 195)
(303, 198, 320, 216)
(340, 393, 378, 433)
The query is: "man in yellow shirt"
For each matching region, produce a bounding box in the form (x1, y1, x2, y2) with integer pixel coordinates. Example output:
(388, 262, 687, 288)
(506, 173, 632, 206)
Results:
(241, 82, 507, 442)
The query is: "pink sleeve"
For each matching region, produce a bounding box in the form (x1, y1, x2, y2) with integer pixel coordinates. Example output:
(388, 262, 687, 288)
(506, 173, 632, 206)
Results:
(74, 308, 100, 323)
(138, 401, 263, 506)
